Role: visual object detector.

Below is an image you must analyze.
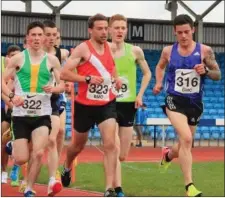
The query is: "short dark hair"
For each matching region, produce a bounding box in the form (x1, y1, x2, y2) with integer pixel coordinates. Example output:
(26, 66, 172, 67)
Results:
(173, 14, 194, 29)
(43, 20, 56, 28)
(7, 45, 21, 55)
(26, 21, 44, 35)
(88, 13, 108, 29)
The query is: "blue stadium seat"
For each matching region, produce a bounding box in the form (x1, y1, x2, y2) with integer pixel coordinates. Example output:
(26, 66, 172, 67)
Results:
(202, 132, 210, 140)
(218, 109, 224, 116)
(220, 132, 224, 140)
(213, 103, 223, 109)
(209, 109, 217, 115)
(194, 132, 201, 140)
(167, 132, 176, 140)
(205, 103, 213, 109)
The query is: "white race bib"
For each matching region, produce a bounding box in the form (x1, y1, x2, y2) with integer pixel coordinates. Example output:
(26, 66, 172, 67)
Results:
(22, 94, 45, 116)
(116, 76, 130, 99)
(174, 69, 200, 94)
(87, 79, 111, 101)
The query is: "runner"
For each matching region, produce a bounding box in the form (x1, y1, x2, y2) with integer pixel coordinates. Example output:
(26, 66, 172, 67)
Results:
(1, 45, 21, 184)
(60, 13, 122, 196)
(153, 14, 221, 197)
(42, 20, 69, 196)
(109, 14, 151, 196)
(2, 21, 62, 197)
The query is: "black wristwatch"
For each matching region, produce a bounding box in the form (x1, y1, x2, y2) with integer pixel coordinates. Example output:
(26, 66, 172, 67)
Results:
(8, 92, 15, 101)
(85, 76, 91, 84)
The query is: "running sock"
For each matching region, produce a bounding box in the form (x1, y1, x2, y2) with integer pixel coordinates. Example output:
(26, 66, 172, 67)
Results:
(185, 183, 194, 191)
(65, 167, 71, 172)
(24, 186, 32, 193)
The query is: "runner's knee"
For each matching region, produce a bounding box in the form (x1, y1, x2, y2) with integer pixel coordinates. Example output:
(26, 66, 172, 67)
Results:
(180, 135, 192, 147)
(103, 140, 116, 153)
(32, 149, 45, 160)
(14, 154, 29, 165)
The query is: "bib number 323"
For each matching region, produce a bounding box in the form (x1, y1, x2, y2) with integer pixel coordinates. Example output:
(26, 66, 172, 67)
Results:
(87, 84, 110, 101)
(175, 69, 200, 94)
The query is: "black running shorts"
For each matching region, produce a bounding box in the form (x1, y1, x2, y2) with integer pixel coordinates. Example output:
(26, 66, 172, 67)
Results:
(162, 94, 203, 126)
(12, 115, 51, 141)
(74, 100, 117, 133)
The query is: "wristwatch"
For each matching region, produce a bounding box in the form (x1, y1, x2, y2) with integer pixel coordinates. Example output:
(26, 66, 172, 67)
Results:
(8, 92, 15, 101)
(85, 76, 91, 84)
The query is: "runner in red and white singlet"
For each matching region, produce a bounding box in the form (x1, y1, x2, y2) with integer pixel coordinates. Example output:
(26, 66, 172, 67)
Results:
(60, 13, 122, 197)
(76, 39, 116, 106)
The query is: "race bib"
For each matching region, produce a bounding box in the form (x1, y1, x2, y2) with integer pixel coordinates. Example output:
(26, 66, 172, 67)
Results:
(22, 94, 44, 116)
(116, 77, 130, 99)
(87, 80, 111, 101)
(174, 69, 200, 94)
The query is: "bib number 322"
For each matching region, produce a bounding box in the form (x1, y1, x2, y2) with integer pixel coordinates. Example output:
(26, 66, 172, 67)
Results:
(22, 96, 42, 115)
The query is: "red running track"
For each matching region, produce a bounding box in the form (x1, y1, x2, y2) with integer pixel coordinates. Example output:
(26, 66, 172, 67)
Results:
(2, 146, 224, 197)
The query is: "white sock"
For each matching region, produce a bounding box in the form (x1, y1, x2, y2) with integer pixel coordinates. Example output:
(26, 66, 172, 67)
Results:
(49, 176, 56, 184)
(24, 186, 32, 193)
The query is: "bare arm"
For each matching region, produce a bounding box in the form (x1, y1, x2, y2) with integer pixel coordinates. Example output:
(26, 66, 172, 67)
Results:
(51, 56, 65, 93)
(135, 46, 151, 98)
(2, 55, 19, 96)
(155, 47, 169, 85)
(60, 44, 85, 83)
(203, 46, 221, 81)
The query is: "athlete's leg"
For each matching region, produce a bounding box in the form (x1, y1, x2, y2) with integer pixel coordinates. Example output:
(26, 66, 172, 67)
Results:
(98, 118, 117, 190)
(1, 122, 10, 172)
(118, 127, 133, 161)
(25, 126, 49, 193)
(166, 108, 193, 185)
(61, 131, 89, 187)
(111, 124, 124, 195)
(165, 126, 196, 161)
(64, 131, 88, 170)
(48, 115, 60, 179)
(57, 110, 66, 158)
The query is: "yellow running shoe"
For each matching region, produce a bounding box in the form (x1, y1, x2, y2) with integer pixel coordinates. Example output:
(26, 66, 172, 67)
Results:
(186, 185, 202, 197)
(159, 147, 171, 173)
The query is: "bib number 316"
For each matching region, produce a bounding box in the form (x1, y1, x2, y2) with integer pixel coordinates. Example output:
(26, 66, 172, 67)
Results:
(175, 69, 200, 94)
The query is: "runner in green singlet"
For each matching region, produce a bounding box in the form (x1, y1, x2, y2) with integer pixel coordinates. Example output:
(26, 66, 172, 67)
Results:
(2, 21, 62, 197)
(109, 14, 151, 196)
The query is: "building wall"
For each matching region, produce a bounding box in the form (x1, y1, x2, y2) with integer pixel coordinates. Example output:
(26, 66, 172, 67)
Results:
(1, 11, 224, 52)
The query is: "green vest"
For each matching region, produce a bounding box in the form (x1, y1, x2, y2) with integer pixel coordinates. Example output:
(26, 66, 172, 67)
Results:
(115, 43, 136, 102)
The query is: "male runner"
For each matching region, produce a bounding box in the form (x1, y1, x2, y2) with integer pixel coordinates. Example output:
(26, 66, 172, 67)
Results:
(109, 14, 151, 196)
(2, 21, 62, 197)
(1, 45, 21, 184)
(153, 14, 221, 197)
(60, 13, 122, 196)
(42, 20, 67, 196)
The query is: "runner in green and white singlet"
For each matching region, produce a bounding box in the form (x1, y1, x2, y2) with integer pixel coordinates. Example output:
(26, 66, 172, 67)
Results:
(2, 21, 62, 197)
(109, 14, 151, 197)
